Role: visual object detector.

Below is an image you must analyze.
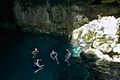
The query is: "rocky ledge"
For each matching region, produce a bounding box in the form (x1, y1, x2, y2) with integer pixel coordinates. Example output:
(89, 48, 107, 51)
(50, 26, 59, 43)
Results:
(71, 16, 120, 80)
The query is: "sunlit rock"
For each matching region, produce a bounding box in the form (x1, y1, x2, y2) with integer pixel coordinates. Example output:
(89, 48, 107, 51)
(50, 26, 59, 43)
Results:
(71, 16, 120, 58)
(72, 28, 80, 40)
(71, 16, 120, 80)
(113, 44, 120, 54)
(94, 43, 113, 53)
(112, 55, 120, 62)
(103, 54, 113, 61)
(117, 18, 120, 29)
(84, 48, 104, 60)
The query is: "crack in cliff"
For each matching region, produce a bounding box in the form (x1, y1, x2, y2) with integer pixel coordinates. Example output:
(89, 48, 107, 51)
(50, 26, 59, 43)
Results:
(45, 0, 51, 23)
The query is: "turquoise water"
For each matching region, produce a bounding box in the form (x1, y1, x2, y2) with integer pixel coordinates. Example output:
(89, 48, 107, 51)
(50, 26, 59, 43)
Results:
(0, 30, 92, 80)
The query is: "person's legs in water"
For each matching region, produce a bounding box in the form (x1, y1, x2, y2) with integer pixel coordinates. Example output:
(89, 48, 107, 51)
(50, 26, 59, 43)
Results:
(33, 59, 44, 74)
(65, 57, 71, 66)
(66, 59, 70, 66)
(34, 65, 44, 74)
(55, 57, 59, 64)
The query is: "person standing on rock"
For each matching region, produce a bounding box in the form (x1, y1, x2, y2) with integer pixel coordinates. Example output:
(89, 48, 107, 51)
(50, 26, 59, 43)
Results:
(65, 49, 72, 66)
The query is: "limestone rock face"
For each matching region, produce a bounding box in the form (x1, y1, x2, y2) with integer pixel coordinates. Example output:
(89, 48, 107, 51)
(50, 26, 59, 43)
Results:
(71, 16, 120, 57)
(13, 0, 72, 34)
(84, 48, 104, 60)
(95, 60, 120, 80)
(72, 16, 120, 80)
(13, 0, 120, 34)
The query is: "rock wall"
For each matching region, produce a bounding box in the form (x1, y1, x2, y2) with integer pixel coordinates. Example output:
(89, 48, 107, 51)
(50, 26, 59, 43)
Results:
(13, 0, 120, 34)
(71, 16, 120, 56)
(81, 56, 120, 80)
(71, 16, 120, 80)
(14, 0, 72, 34)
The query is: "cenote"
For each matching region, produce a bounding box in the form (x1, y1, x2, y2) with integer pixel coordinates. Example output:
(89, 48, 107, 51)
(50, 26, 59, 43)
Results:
(0, 0, 120, 79)
(0, 30, 93, 80)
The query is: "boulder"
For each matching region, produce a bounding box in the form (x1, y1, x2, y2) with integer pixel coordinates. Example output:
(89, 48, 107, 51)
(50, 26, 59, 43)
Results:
(81, 48, 104, 62)
(71, 16, 119, 54)
(84, 48, 104, 59)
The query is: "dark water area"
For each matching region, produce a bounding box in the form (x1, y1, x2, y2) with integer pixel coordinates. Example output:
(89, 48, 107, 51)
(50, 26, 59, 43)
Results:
(0, 30, 92, 80)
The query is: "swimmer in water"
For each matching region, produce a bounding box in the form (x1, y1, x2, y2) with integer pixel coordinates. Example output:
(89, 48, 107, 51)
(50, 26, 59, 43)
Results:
(33, 59, 44, 74)
(50, 50, 59, 64)
(32, 48, 39, 59)
(65, 49, 72, 66)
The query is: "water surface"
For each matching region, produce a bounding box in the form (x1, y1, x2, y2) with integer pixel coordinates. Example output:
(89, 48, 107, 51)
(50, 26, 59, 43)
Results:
(0, 30, 70, 80)
(0, 30, 94, 80)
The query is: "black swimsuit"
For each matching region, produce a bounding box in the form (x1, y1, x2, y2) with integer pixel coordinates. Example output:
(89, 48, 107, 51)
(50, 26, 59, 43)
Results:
(52, 53, 56, 58)
(33, 63, 39, 70)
